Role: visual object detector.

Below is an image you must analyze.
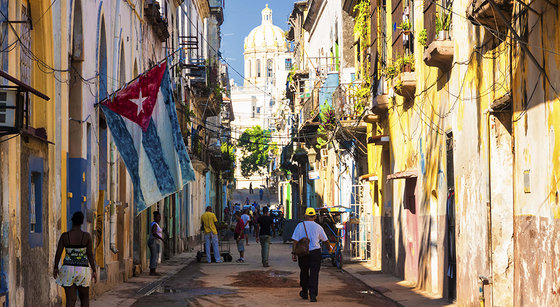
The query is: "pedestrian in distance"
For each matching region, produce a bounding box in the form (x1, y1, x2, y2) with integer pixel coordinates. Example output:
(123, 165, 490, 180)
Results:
(256, 207, 275, 267)
(53, 211, 97, 307)
(201, 206, 223, 263)
(291, 208, 329, 303)
(241, 209, 251, 246)
(259, 188, 264, 201)
(148, 211, 165, 276)
(234, 212, 246, 262)
(252, 209, 260, 239)
(249, 182, 253, 194)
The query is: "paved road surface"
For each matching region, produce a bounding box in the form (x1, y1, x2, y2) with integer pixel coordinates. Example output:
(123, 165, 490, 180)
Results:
(132, 237, 398, 306)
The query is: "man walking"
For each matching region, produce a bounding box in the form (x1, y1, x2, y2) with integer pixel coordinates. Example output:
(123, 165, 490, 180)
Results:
(256, 207, 274, 267)
(201, 206, 223, 263)
(291, 208, 328, 302)
(241, 209, 251, 246)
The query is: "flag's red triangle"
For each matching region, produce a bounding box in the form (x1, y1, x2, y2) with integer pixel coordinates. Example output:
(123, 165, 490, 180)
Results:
(102, 61, 167, 131)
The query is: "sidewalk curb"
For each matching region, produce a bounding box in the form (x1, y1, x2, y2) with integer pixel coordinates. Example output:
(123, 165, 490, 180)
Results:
(341, 265, 406, 307)
(91, 253, 197, 307)
(135, 257, 197, 297)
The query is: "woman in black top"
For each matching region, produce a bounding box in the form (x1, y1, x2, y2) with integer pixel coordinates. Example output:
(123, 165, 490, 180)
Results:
(53, 212, 97, 307)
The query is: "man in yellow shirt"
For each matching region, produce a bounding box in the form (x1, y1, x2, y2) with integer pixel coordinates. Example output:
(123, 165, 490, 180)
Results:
(201, 206, 223, 263)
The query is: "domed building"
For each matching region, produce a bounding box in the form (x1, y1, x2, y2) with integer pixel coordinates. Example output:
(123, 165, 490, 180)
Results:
(231, 5, 292, 195)
(243, 5, 289, 90)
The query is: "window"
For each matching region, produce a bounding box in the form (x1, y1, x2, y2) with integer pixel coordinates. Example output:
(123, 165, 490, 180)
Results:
(391, 0, 404, 59)
(285, 58, 292, 70)
(256, 59, 261, 77)
(248, 60, 252, 77)
(29, 157, 43, 248)
(267, 59, 273, 78)
(403, 0, 414, 54)
(251, 99, 256, 118)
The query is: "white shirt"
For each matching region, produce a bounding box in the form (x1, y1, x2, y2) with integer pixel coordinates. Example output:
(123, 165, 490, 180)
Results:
(241, 214, 250, 229)
(291, 221, 328, 251)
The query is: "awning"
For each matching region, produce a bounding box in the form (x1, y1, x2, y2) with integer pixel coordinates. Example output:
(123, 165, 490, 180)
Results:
(368, 134, 389, 144)
(387, 169, 418, 180)
(359, 173, 378, 181)
(0, 70, 49, 100)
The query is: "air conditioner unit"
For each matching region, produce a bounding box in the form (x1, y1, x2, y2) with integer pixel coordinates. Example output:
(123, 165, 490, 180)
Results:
(0, 89, 19, 129)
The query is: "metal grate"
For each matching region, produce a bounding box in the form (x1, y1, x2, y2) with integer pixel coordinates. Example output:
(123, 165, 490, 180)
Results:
(349, 183, 372, 262)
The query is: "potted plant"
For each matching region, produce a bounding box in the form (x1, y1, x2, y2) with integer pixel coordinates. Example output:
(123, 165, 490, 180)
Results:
(384, 62, 399, 81)
(399, 20, 412, 35)
(435, 13, 450, 40)
(401, 54, 415, 72)
(418, 29, 427, 46)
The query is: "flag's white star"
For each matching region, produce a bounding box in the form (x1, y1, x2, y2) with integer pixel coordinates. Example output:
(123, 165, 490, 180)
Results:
(129, 89, 148, 116)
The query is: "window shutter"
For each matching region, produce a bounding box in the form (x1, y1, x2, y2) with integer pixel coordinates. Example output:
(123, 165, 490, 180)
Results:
(370, 2, 378, 79)
(424, 0, 436, 46)
(391, 0, 403, 59)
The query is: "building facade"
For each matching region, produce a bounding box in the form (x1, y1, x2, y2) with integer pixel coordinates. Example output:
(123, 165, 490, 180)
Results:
(0, 0, 229, 305)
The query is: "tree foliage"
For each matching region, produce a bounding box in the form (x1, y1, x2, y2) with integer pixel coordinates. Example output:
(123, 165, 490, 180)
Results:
(237, 126, 278, 178)
(221, 141, 236, 181)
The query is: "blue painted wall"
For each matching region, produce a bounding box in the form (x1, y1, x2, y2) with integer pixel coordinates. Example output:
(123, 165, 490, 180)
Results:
(319, 72, 340, 108)
(67, 156, 88, 229)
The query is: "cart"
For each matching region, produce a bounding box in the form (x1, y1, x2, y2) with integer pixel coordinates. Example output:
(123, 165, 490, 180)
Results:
(196, 227, 233, 262)
(317, 206, 352, 269)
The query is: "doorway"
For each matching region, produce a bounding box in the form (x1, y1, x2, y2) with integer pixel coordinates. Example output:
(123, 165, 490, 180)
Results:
(445, 132, 456, 300)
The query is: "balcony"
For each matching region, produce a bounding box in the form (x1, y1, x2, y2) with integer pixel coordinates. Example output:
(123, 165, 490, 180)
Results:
(423, 40, 454, 71)
(372, 94, 389, 117)
(179, 35, 199, 50)
(209, 0, 224, 25)
(306, 56, 339, 80)
(333, 83, 367, 131)
(144, 0, 169, 42)
(183, 58, 206, 85)
(393, 72, 417, 99)
(466, 0, 513, 31)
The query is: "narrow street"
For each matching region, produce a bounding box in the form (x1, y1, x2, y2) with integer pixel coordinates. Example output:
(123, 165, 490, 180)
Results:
(131, 238, 398, 307)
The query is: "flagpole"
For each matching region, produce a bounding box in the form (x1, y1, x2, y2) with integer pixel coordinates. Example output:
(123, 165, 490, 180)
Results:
(95, 47, 185, 107)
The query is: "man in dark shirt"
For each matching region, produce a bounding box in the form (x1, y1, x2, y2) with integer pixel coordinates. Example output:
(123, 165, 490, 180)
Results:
(256, 207, 274, 267)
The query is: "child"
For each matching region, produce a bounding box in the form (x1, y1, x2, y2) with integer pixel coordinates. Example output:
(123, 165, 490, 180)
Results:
(234, 213, 246, 262)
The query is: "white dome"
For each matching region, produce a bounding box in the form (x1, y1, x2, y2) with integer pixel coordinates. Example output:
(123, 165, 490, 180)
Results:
(244, 5, 287, 52)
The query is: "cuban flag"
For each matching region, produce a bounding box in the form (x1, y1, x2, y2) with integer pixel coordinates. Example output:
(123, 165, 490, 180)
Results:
(100, 61, 195, 214)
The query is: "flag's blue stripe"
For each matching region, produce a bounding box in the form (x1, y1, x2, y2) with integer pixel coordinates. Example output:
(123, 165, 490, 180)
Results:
(100, 105, 146, 211)
(161, 68, 196, 182)
(142, 119, 176, 195)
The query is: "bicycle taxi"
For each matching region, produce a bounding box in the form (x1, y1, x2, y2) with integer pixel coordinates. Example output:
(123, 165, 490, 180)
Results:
(317, 206, 352, 269)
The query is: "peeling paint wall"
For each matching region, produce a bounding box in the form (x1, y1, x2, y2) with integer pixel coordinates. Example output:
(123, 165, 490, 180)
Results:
(512, 1, 560, 306)
(0, 0, 208, 305)
(364, 0, 560, 304)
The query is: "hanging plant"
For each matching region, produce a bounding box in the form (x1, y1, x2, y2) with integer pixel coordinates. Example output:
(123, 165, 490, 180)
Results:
(418, 29, 428, 46)
(316, 103, 336, 148)
(398, 20, 412, 32)
(352, 0, 372, 114)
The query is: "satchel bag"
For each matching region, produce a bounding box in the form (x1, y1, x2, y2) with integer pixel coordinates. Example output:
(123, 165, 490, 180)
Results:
(293, 222, 310, 256)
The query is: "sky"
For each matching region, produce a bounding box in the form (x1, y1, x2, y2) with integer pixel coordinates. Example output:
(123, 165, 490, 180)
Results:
(221, 1, 293, 85)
